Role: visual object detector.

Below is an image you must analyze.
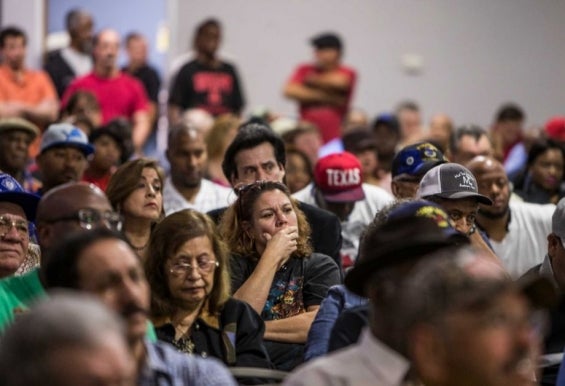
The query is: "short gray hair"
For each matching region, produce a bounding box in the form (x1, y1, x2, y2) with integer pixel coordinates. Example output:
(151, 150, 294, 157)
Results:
(394, 247, 510, 351)
(0, 291, 127, 386)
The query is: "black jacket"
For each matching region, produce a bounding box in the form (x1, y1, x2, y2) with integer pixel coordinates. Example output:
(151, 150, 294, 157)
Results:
(155, 298, 272, 370)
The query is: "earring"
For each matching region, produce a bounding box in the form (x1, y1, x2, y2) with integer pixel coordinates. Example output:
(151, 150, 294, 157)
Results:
(244, 234, 254, 252)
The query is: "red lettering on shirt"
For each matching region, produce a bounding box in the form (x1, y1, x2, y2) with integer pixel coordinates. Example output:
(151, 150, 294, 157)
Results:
(193, 72, 233, 106)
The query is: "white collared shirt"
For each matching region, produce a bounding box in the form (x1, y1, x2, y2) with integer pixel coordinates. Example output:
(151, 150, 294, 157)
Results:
(163, 176, 234, 215)
(283, 328, 410, 386)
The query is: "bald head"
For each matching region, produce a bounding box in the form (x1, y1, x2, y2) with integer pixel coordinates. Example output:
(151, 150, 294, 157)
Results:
(36, 183, 113, 254)
(466, 156, 505, 179)
(466, 156, 510, 217)
(180, 108, 214, 137)
(93, 29, 120, 75)
(166, 124, 208, 189)
(167, 123, 204, 149)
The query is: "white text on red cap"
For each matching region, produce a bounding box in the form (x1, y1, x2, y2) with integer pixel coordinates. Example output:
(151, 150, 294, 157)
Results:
(326, 168, 361, 187)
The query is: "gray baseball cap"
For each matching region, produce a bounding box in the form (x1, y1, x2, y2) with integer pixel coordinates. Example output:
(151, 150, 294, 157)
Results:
(418, 163, 493, 205)
(553, 198, 565, 240)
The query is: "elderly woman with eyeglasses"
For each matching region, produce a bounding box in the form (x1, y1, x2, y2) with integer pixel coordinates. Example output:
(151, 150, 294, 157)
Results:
(144, 209, 272, 372)
(218, 181, 341, 371)
(106, 158, 164, 258)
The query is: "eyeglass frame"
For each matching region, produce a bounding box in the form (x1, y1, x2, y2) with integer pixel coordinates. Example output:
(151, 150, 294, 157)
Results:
(169, 260, 220, 276)
(0, 215, 33, 240)
(44, 208, 123, 232)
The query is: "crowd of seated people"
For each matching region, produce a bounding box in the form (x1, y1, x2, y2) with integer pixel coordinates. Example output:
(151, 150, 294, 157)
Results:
(3, 7, 565, 386)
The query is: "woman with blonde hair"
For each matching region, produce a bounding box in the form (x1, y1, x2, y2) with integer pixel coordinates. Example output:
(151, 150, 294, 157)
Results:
(106, 158, 164, 258)
(219, 180, 340, 371)
(145, 209, 271, 371)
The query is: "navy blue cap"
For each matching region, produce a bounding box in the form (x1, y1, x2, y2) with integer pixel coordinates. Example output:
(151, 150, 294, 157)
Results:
(0, 174, 40, 221)
(387, 200, 468, 242)
(392, 142, 447, 178)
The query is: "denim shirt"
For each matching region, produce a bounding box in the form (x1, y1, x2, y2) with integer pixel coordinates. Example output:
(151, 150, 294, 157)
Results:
(304, 284, 367, 361)
(138, 340, 237, 386)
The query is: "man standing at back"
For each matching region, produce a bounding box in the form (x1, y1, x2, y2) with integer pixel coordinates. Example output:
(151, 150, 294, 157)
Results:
(168, 18, 245, 124)
(122, 32, 161, 156)
(208, 121, 342, 268)
(62, 29, 150, 155)
(284, 32, 356, 144)
(0, 27, 58, 127)
(44, 9, 94, 98)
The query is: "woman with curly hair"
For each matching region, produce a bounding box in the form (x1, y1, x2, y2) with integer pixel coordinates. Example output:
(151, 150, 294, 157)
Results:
(219, 180, 340, 371)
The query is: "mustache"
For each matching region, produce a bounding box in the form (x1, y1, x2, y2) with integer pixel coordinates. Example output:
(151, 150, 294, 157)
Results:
(120, 303, 148, 319)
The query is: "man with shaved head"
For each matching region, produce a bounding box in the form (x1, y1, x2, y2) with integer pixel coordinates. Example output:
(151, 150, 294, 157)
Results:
(62, 29, 150, 155)
(163, 122, 232, 215)
(0, 182, 121, 329)
(466, 156, 554, 277)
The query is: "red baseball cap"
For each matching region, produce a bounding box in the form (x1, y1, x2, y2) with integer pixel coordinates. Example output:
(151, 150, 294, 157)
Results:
(314, 152, 365, 203)
(545, 116, 565, 142)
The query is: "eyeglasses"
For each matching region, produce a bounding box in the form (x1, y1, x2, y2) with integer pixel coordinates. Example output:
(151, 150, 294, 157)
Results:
(0, 215, 30, 239)
(46, 209, 123, 232)
(476, 308, 549, 338)
(169, 258, 219, 276)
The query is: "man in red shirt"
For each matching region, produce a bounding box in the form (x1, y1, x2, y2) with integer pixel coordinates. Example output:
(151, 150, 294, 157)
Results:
(62, 29, 150, 155)
(284, 33, 356, 144)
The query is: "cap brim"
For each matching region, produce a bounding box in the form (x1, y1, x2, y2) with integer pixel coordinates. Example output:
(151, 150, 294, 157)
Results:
(414, 160, 447, 177)
(0, 120, 40, 140)
(436, 191, 493, 206)
(345, 238, 454, 296)
(42, 142, 94, 157)
(321, 186, 365, 203)
(0, 192, 40, 221)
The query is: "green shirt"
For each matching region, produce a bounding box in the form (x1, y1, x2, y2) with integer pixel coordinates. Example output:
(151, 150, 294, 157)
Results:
(0, 268, 45, 332)
(0, 267, 157, 341)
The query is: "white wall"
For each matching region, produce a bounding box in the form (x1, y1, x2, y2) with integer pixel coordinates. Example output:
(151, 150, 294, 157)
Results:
(2, 0, 564, 129)
(1, 0, 44, 67)
(170, 0, 565, 129)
